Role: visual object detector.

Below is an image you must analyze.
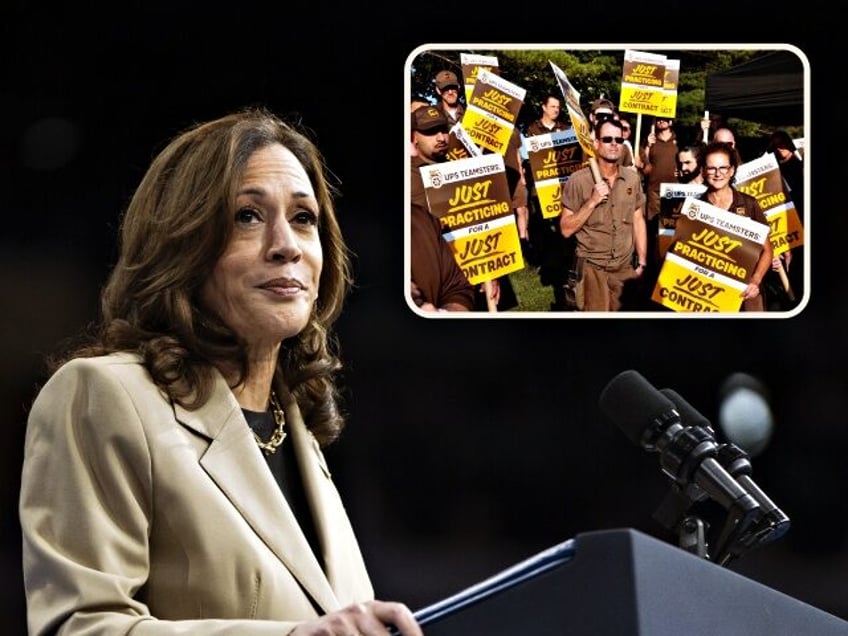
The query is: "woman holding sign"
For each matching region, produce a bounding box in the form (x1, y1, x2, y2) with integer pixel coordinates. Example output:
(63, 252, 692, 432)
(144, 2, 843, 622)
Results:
(698, 141, 773, 311)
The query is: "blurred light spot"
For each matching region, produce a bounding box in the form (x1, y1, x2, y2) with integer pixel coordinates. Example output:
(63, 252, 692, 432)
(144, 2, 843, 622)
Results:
(718, 373, 774, 457)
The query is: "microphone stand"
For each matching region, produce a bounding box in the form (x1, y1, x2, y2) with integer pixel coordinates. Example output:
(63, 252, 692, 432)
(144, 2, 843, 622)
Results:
(652, 485, 710, 559)
(651, 478, 762, 566)
(709, 494, 763, 566)
(656, 386, 791, 563)
(649, 424, 763, 566)
(679, 516, 709, 560)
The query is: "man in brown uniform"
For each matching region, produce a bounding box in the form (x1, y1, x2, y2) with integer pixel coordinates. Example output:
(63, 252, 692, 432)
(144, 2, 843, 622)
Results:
(433, 70, 465, 126)
(523, 94, 574, 309)
(408, 106, 474, 311)
(560, 119, 647, 311)
(408, 105, 507, 310)
(410, 203, 475, 312)
(410, 105, 450, 209)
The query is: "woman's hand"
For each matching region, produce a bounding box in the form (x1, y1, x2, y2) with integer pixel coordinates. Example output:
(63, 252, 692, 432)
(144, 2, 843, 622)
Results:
(481, 278, 501, 306)
(772, 251, 792, 272)
(288, 600, 422, 636)
(742, 282, 761, 300)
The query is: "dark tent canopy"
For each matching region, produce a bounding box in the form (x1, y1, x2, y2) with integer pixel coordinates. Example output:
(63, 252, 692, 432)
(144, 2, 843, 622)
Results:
(705, 50, 805, 126)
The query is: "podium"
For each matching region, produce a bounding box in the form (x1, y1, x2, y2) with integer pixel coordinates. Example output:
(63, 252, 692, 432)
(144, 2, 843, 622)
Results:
(408, 528, 847, 635)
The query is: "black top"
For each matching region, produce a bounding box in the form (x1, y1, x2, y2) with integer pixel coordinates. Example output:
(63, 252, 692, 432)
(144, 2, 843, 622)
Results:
(242, 408, 324, 571)
(778, 155, 804, 214)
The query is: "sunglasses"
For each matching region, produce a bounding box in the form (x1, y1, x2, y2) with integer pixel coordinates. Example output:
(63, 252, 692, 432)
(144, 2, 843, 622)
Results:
(441, 85, 459, 92)
(600, 136, 624, 144)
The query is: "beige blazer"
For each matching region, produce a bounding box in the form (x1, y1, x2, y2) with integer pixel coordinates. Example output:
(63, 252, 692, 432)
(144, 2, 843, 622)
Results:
(20, 352, 373, 635)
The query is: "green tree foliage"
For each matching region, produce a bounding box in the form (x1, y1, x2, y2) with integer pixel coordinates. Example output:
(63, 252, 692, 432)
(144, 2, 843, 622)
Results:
(408, 47, 802, 143)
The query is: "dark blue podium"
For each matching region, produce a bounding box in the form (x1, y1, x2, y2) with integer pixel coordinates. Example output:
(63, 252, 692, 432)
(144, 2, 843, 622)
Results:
(409, 528, 847, 635)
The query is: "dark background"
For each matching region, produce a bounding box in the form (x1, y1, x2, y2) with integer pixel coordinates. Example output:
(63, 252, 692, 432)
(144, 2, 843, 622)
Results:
(2, 8, 844, 633)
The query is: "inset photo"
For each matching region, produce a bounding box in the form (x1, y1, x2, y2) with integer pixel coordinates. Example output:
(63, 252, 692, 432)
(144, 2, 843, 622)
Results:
(405, 44, 808, 317)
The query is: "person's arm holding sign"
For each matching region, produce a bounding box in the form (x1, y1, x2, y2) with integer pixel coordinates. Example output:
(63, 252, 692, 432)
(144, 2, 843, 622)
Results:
(636, 125, 655, 172)
(560, 179, 609, 238)
(481, 279, 501, 307)
(410, 204, 475, 312)
(745, 235, 774, 300)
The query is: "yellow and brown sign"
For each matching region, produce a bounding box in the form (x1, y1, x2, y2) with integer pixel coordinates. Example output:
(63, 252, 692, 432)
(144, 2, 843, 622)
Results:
(651, 198, 770, 312)
(461, 69, 525, 155)
(657, 58, 680, 119)
(653, 252, 749, 313)
(549, 61, 594, 157)
(419, 154, 524, 285)
(445, 123, 482, 162)
(657, 182, 706, 258)
(460, 53, 499, 105)
(734, 154, 804, 257)
(619, 49, 667, 116)
(524, 128, 586, 219)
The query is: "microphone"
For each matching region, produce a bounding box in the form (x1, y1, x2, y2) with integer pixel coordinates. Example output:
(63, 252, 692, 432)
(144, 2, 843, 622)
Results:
(599, 370, 761, 563)
(660, 387, 790, 545)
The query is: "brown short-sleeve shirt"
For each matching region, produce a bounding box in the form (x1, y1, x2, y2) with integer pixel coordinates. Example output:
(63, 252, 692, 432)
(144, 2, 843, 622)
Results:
(562, 166, 646, 270)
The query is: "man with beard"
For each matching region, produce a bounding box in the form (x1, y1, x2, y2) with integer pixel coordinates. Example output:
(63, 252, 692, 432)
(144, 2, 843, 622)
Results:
(408, 106, 474, 312)
(660, 143, 706, 226)
(408, 105, 504, 310)
(410, 105, 450, 209)
(651, 143, 708, 284)
(559, 118, 647, 311)
(676, 144, 705, 185)
(660, 143, 706, 232)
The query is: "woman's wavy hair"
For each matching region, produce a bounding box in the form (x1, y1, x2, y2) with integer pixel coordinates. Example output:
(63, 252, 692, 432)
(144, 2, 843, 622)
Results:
(700, 140, 740, 169)
(51, 107, 353, 445)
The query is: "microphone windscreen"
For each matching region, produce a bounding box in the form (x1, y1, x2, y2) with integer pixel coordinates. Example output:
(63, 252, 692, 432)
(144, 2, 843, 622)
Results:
(599, 370, 675, 446)
(660, 388, 715, 435)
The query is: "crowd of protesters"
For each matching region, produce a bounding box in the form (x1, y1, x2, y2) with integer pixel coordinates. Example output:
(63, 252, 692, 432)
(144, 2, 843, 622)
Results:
(409, 66, 805, 314)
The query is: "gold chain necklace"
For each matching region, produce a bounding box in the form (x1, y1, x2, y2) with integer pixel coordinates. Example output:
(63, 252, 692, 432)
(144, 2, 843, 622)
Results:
(253, 391, 286, 455)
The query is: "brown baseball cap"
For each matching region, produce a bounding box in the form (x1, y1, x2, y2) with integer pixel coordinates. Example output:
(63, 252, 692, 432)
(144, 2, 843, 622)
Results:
(591, 97, 616, 115)
(434, 70, 460, 89)
(411, 106, 449, 133)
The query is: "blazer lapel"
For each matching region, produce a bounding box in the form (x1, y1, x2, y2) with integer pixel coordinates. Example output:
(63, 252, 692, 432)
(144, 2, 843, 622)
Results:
(281, 387, 373, 604)
(172, 373, 340, 613)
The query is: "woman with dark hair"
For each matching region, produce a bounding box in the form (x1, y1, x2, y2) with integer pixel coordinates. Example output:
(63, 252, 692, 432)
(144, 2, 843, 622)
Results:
(20, 107, 422, 636)
(698, 140, 774, 311)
